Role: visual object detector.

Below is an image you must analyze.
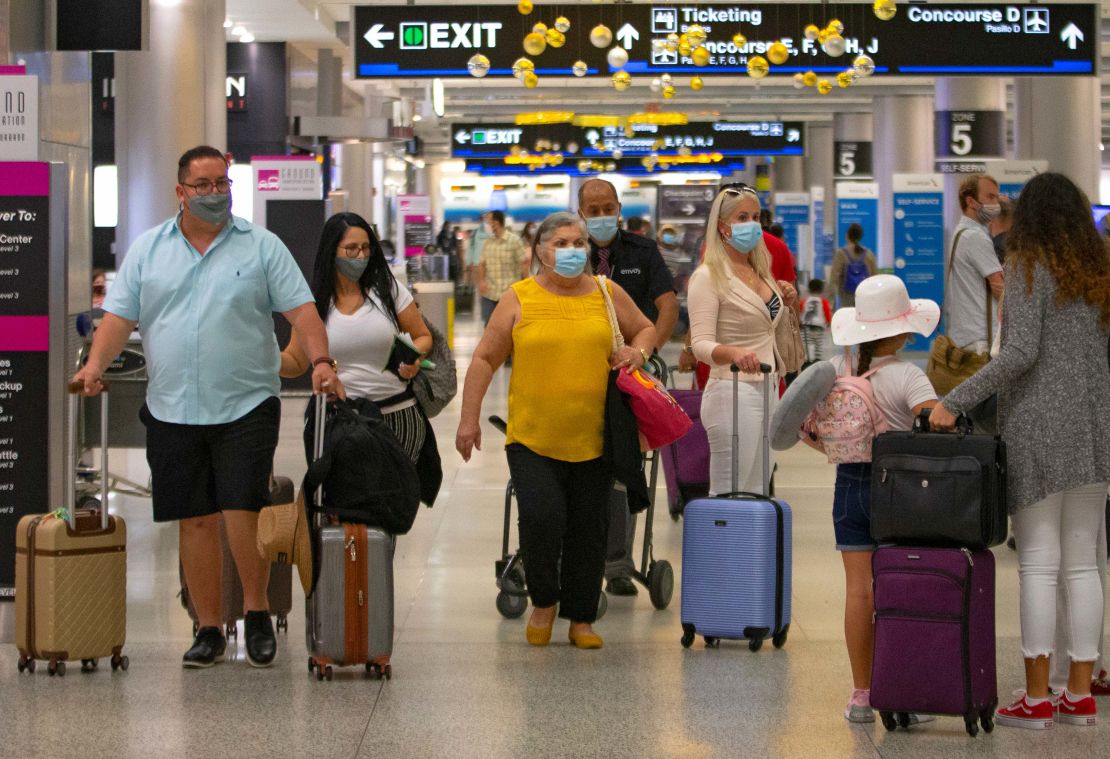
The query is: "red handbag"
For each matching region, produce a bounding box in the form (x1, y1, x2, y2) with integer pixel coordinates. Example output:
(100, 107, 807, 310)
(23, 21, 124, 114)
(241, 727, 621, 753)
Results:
(597, 277, 692, 450)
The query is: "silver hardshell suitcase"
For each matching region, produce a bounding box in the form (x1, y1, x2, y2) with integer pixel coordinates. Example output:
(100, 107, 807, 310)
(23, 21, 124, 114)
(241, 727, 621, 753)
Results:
(306, 394, 395, 681)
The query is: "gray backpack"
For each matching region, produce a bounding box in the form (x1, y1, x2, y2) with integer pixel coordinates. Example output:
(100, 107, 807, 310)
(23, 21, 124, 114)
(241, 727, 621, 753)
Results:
(411, 318, 456, 418)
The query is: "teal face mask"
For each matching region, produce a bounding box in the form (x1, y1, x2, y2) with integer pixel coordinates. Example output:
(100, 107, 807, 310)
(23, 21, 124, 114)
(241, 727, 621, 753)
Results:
(585, 215, 619, 243)
(551, 247, 587, 278)
(729, 221, 763, 252)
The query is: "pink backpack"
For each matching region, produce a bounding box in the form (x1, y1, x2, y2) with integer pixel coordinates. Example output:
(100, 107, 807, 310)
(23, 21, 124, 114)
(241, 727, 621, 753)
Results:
(803, 363, 889, 464)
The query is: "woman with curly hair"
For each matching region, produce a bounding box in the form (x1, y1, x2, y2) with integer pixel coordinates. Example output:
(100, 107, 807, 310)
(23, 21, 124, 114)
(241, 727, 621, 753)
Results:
(932, 172, 1110, 730)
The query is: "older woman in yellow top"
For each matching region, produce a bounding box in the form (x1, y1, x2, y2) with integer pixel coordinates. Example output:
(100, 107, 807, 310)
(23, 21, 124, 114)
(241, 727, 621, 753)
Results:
(688, 185, 797, 496)
(456, 211, 655, 650)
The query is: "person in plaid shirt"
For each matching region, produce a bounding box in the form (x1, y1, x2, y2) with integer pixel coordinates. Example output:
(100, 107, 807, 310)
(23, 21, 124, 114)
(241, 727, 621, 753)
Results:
(478, 210, 528, 324)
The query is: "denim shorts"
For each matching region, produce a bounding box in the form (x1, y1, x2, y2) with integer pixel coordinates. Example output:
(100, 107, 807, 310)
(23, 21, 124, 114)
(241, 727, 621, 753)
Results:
(833, 463, 877, 552)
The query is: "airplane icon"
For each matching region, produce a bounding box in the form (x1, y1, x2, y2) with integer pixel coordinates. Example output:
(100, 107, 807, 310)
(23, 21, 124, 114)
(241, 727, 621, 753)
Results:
(1024, 9, 1050, 34)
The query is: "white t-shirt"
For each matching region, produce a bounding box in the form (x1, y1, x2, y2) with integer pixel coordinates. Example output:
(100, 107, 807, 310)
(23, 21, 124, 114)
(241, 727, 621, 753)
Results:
(830, 354, 937, 432)
(326, 282, 415, 403)
(946, 216, 1002, 351)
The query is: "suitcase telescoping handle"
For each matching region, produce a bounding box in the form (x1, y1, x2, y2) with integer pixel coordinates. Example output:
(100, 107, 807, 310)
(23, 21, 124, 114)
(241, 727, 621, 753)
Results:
(729, 363, 773, 497)
(313, 393, 327, 517)
(66, 380, 110, 531)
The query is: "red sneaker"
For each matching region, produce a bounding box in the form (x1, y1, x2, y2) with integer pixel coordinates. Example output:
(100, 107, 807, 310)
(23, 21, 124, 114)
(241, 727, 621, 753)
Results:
(1055, 691, 1097, 726)
(1091, 670, 1110, 697)
(994, 693, 1054, 730)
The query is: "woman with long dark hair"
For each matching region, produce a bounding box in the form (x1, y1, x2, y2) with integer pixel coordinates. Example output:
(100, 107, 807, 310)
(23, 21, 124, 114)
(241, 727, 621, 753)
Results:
(932, 172, 1110, 729)
(281, 212, 433, 461)
(829, 223, 878, 308)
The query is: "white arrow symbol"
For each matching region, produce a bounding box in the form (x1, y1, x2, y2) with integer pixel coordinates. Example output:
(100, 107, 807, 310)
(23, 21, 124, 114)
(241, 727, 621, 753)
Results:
(681, 203, 696, 215)
(1060, 23, 1083, 50)
(363, 23, 395, 49)
(787, 129, 801, 143)
(455, 130, 471, 144)
(616, 23, 639, 50)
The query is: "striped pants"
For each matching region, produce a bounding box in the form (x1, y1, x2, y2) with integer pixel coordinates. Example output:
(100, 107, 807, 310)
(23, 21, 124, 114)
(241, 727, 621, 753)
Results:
(383, 404, 426, 464)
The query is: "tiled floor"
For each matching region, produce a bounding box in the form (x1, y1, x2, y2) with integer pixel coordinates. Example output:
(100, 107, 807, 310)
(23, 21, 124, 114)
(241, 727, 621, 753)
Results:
(2, 312, 1106, 758)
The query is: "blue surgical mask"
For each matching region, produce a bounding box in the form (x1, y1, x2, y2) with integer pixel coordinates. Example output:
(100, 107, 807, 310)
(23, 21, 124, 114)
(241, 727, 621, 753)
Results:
(335, 256, 369, 281)
(728, 221, 763, 252)
(585, 215, 619, 243)
(551, 247, 587, 278)
(661, 232, 677, 246)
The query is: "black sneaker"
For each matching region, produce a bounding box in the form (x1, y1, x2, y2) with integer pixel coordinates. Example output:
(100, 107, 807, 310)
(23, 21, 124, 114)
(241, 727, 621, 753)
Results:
(244, 611, 277, 668)
(606, 576, 638, 596)
(182, 626, 227, 669)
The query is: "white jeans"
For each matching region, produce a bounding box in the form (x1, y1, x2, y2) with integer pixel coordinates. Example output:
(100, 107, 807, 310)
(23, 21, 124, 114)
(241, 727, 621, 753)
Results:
(1051, 504, 1106, 688)
(701, 376, 777, 496)
(1012, 483, 1109, 662)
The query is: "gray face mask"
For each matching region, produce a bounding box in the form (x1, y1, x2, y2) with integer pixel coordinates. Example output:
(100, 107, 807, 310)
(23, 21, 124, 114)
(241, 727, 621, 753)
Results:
(186, 193, 231, 226)
(335, 256, 369, 281)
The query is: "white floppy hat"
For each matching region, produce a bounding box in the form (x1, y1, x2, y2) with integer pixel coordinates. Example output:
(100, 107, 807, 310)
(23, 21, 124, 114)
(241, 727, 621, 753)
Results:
(831, 274, 940, 346)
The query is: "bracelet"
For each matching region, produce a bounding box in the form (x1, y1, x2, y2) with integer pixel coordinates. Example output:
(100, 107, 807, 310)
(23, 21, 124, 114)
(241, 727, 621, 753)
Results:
(312, 356, 337, 371)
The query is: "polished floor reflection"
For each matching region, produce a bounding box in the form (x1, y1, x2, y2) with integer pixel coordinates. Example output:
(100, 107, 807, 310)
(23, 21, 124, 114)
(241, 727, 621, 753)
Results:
(2, 313, 1106, 758)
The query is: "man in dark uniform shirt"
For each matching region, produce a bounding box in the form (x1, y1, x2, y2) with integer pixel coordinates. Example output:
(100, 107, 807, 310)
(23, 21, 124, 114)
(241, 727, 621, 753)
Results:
(578, 178, 678, 595)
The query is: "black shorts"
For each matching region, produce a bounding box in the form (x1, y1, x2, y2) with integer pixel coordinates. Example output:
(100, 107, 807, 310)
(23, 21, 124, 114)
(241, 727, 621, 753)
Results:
(140, 397, 280, 523)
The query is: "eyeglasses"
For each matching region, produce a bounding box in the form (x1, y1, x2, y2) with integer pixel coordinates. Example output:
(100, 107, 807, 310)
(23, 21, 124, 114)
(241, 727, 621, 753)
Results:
(181, 178, 232, 195)
(338, 243, 373, 258)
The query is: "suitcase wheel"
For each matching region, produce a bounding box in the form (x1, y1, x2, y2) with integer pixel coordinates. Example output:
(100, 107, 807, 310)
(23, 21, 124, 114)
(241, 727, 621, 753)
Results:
(964, 717, 979, 737)
(17, 655, 34, 674)
(365, 662, 393, 680)
(747, 638, 763, 652)
(225, 623, 238, 639)
(324, 666, 333, 681)
(495, 591, 528, 619)
(980, 712, 994, 734)
(276, 615, 288, 633)
(704, 636, 720, 649)
(647, 561, 674, 611)
(680, 625, 696, 649)
(772, 627, 789, 649)
(47, 659, 66, 677)
(308, 657, 316, 674)
(80, 659, 98, 672)
(880, 712, 897, 731)
(897, 712, 911, 729)
(110, 654, 129, 672)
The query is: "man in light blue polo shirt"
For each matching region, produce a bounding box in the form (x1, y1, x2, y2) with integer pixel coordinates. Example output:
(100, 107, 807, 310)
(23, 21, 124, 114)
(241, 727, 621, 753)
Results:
(73, 146, 340, 669)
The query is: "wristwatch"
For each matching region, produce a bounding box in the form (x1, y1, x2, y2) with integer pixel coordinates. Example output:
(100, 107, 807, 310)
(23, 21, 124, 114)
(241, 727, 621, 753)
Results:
(312, 356, 338, 372)
(683, 345, 695, 355)
(638, 347, 650, 363)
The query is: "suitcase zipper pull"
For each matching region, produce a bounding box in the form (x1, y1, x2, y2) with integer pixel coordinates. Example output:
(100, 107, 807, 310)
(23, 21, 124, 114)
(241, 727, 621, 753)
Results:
(961, 547, 974, 566)
(358, 590, 364, 607)
(880, 469, 888, 484)
(346, 537, 356, 562)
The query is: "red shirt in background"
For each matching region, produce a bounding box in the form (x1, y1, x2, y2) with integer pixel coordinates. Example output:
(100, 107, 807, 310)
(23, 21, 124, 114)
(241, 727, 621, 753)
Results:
(764, 232, 797, 283)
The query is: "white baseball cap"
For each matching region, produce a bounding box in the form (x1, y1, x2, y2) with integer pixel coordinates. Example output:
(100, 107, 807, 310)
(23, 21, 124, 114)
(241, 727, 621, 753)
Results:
(831, 274, 940, 346)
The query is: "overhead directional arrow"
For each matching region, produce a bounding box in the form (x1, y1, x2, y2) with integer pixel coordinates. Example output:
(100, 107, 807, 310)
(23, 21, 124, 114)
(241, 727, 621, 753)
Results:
(455, 129, 471, 144)
(616, 23, 639, 50)
(787, 129, 801, 143)
(1060, 22, 1083, 50)
(363, 23, 395, 49)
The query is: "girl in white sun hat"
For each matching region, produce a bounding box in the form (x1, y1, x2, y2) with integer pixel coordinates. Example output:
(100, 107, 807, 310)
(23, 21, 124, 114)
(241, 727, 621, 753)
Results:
(823, 274, 942, 724)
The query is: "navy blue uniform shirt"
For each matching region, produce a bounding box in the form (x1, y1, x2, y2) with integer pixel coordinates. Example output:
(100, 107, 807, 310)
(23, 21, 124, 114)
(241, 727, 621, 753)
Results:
(589, 230, 675, 322)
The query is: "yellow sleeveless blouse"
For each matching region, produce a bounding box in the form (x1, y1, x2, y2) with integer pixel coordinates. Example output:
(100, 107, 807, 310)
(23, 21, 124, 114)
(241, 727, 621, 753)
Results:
(505, 277, 613, 462)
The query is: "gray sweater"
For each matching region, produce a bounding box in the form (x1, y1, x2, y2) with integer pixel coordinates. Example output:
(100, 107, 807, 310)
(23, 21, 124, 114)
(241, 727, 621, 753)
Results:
(944, 262, 1110, 513)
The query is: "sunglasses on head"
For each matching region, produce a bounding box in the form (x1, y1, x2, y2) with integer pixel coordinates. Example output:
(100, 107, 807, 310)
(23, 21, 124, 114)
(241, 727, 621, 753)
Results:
(720, 183, 759, 197)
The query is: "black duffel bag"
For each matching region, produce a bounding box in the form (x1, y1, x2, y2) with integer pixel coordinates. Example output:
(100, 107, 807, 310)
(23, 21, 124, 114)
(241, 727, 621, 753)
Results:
(302, 397, 421, 535)
(870, 410, 1007, 550)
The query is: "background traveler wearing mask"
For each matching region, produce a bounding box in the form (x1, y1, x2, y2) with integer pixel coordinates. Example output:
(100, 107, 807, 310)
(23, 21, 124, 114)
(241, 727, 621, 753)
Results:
(945, 174, 1005, 358)
(478, 210, 528, 325)
(73, 145, 338, 669)
(579, 178, 678, 596)
(455, 212, 655, 649)
(687, 186, 797, 495)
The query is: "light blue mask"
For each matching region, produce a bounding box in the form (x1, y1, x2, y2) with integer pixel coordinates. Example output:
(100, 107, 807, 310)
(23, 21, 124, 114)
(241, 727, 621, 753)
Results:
(551, 247, 588, 278)
(585, 215, 619, 243)
(729, 221, 763, 252)
(661, 232, 677, 246)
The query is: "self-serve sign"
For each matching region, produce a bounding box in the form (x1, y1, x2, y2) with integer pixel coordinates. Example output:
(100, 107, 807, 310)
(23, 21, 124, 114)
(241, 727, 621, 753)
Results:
(364, 21, 501, 50)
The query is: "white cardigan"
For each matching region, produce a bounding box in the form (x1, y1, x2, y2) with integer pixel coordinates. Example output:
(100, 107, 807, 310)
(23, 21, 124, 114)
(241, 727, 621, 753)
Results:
(687, 265, 784, 382)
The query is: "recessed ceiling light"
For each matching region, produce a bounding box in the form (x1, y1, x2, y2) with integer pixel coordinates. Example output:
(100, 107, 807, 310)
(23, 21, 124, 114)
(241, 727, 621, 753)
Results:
(231, 25, 247, 37)
(223, 19, 233, 29)
(239, 33, 255, 43)
(412, 114, 423, 122)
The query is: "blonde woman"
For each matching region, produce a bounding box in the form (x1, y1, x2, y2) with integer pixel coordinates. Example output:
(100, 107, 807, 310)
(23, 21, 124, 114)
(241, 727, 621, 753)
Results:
(687, 185, 798, 495)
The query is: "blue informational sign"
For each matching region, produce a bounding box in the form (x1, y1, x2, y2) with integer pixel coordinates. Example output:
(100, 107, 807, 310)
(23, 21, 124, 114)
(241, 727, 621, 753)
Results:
(812, 194, 834, 277)
(892, 175, 946, 351)
(836, 182, 880, 284)
(773, 193, 809, 260)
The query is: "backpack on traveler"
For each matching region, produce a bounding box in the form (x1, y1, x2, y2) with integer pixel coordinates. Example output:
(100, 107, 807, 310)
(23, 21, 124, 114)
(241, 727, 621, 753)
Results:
(843, 257, 870, 295)
(802, 363, 889, 464)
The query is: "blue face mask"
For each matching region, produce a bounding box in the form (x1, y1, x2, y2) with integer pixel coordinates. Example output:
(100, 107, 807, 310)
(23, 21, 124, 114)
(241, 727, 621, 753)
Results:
(585, 215, 619, 243)
(661, 232, 677, 246)
(551, 247, 588, 278)
(729, 221, 763, 252)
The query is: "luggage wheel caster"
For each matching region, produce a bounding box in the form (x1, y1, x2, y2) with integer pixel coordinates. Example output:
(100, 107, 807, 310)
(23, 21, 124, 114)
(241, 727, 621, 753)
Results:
(17, 655, 31, 673)
(110, 655, 129, 672)
(315, 667, 324, 682)
(80, 659, 98, 672)
(276, 615, 288, 633)
(225, 623, 237, 639)
(670, 512, 680, 522)
(324, 666, 333, 681)
(748, 638, 763, 652)
(495, 591, 527, 619)
(897, 712, 911, 729)
(48, 660, 65, 677)
(680, 625, 696, 649)
(647, 560, 674, 611)
(772, 628, 789, 649)
(880, 712, 897, 731)
(964, 718, 979, 737)
(308, 657, 316, 674)
(704, 637, 720, 649)
(980, 714, 994, 734)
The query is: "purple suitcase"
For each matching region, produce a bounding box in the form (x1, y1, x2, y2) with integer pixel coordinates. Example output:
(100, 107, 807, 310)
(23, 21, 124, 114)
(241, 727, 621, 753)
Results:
(661, 383, 710, 518)
(870, 546, 997, 736)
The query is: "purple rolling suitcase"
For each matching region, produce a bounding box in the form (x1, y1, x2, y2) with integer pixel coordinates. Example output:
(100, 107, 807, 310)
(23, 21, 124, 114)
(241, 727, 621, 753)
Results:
(680, 365, 792, 652)
(870, 546, 997, 736)
(661, 370, 710, 518)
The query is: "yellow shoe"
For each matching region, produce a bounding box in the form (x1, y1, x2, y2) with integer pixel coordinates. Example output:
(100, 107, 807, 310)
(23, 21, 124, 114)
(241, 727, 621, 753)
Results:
(568, 628, 604, 650)
(526, 614, 555, 646)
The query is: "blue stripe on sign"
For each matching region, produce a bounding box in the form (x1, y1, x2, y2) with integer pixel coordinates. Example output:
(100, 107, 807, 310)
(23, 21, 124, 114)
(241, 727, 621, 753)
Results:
(900, 60, 1091, 74)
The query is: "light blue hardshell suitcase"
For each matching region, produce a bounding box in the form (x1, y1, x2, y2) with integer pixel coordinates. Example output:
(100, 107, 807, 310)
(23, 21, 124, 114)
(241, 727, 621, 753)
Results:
(680, 365, 792, 651)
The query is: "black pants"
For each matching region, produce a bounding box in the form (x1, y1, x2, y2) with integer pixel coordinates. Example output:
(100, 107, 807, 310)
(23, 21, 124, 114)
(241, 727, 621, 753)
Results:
(506, 444, 612, 623)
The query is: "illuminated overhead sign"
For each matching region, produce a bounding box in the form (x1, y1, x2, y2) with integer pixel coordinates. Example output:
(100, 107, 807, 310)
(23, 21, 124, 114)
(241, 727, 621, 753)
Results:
(452, 121, 804, 158)
(354, 3, 1097, 78)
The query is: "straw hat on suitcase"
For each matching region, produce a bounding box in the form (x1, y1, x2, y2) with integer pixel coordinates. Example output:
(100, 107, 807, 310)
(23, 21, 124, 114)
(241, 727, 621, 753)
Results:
(257, 488, 313, 594)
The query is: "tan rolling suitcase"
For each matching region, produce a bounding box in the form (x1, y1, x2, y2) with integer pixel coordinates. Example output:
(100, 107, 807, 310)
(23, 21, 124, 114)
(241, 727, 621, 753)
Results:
(15, 383, 128, 676)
